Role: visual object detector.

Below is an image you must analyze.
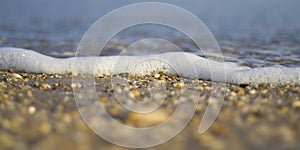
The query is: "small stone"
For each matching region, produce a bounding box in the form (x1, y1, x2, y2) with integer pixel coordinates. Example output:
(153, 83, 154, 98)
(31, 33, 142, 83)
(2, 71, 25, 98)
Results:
(34, 82, 40, 87)
(71, 83, 77, 88)
(170, 75, 177, 80)
(292, 101, 300, 108)
(177, 82, 184, 87)
(260, 89, 268, 94)
(41, 83, 51, 89)
(249, 89, 256, 95)
(278, 89, 284, 95)
(258, 83, 268, 88)
(238, 89, 245, 95)
(127, 109, 169, 127)
(230, 91, 237, 97)
(10, 73, 23, 81)
(204, 86, 211, 91)
(28, 106, 36, 114)
(97, 74, 104, 78)
(69, 71, 78, 76)
(154, 73, 160, 79)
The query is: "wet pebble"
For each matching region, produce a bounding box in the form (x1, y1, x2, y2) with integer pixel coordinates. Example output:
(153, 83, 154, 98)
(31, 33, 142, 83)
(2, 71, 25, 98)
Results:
(10, 73, 23, 81)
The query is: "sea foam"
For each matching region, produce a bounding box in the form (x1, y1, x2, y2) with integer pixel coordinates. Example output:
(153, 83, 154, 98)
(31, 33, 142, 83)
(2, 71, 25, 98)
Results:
(0, 47, 299, 85)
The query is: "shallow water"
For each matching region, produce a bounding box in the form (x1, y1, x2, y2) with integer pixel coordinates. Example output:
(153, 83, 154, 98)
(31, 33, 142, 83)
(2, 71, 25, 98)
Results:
(0, 0, 299, 68)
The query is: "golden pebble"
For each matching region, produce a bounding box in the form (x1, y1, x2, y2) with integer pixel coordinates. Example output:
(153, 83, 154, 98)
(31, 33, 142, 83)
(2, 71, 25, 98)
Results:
(278, 89, 284, 95)
(41, 83, 51, 89)
(260, 89, 268, 94)
(127, 109, 169, 127)
(69, 71, 78, 76)
(177, 82, 185, 87)
(154, 73, 160, 79)
(28, 106, 36, 114)
(238, 89, 245, 95)
(230, 91, 237, 97)
(249, 89, 256, 95)
(292, 101, 300, 108)
(34, 82, 40, 87)
(204, 86, 211, 91)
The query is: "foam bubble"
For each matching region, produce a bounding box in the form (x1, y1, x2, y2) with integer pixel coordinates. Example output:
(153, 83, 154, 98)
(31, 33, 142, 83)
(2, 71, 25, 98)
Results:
(0, 47, 299, 85)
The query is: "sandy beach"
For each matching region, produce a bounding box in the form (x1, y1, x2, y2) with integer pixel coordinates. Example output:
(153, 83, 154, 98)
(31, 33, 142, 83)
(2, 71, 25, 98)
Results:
(0, 70, 299, 150)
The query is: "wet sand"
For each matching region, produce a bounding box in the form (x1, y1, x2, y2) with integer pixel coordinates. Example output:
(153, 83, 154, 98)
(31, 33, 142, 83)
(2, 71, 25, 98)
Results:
(0, 70, 300, 150)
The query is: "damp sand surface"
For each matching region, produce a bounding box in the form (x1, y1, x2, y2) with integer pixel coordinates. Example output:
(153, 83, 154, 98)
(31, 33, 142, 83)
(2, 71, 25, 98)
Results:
(0, 71, 300, 150)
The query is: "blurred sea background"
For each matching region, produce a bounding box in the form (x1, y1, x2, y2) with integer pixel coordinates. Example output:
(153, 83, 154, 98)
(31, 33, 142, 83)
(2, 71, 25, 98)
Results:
(0, 0, 299, 67)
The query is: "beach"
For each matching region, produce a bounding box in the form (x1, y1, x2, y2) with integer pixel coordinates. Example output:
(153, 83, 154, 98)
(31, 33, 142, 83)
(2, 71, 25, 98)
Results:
(0, 70, 300, 150)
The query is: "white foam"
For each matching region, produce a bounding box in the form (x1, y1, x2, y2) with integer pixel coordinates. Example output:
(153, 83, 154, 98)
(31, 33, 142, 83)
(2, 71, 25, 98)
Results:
(0, 47, 299, 85)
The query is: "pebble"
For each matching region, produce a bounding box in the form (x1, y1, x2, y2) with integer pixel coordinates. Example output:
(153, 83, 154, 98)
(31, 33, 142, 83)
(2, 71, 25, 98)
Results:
(28, 106, 36, 114)
(204, 86, 211, 91)
(154, 73, 160, 79)
(10, 73, 23, 81)
(34, 82, 40, 87)
(278, 89, 284, 95)
(69, 71, 78, 76)
(170, 75, 177, 80)
(41, 83, 51, 89)
(238, 89, 245, 95)
(292, 101, 300, 108)
(230, 91, 237, 97)
(260, 89, 268, 94)
(173, 82, 184, 87)
(127, 109, 169, 127)
(249, 89, 257, 95)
